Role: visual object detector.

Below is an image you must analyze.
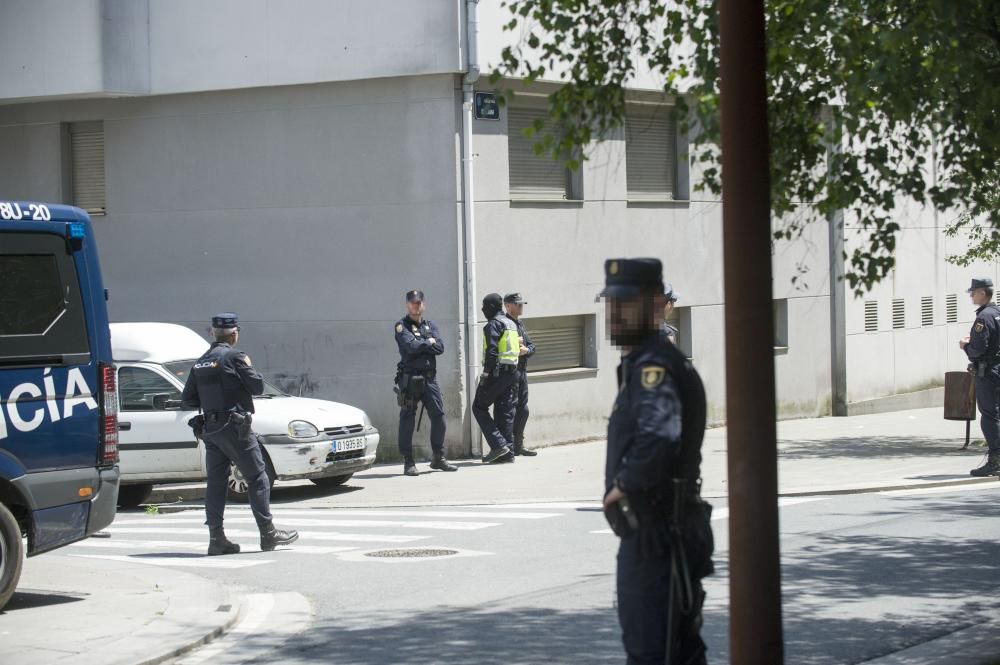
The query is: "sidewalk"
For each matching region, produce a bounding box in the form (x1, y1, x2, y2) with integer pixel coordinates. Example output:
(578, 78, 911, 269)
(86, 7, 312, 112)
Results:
(148, 406, 997, 508)
(0, 553, 241, 665)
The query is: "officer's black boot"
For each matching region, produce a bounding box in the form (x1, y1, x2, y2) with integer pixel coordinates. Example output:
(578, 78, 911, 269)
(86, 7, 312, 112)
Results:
(404, 456, 419, 476)
(970, 452, 1000, 477)
(514, 437, 538, 457)
(260, 522, 299, 551)
(429, 452, 458, 472)
(482, 445, 512, 464)
(207, 526, 240, 556)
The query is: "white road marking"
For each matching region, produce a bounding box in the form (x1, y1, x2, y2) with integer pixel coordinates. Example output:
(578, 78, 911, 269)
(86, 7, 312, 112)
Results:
(68, 539, 357, 555)
(70, 554, 273, 569)
(591, 497, 826, 532)
(105, 527, 429, 543)
(212, 509, 564, 520)
(111, 517, 500, 530)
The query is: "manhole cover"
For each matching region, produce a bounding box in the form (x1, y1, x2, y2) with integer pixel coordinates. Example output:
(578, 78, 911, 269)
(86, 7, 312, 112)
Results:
(364, 548, 459, 559)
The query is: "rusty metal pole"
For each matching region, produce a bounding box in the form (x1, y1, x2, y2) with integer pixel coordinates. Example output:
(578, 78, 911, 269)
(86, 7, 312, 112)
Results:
(717, 0, 785, 663)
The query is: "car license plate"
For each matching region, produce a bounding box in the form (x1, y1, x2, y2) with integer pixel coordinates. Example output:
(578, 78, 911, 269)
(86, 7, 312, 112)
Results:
(332, 437, 365, 453)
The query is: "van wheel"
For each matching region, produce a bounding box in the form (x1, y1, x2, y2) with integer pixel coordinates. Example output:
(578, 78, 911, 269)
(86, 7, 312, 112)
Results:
(227, 455, 276, 503)
(0, 503, 25, 611)
(117, 484, 154, 509)
(310, 473, 353, 488)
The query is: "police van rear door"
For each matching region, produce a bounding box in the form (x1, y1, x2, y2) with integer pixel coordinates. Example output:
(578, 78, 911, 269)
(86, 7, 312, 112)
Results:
(0, 220, 102, 471)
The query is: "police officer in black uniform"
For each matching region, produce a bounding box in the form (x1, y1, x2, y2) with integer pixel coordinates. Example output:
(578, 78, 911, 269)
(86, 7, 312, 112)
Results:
(960, 277, 1000, 476)
(504, 293, 538, 456)
(599, 259, 713, 665)
(394, 290, 458, 477)
(661, 283, 679, 346)
(473, 293, 519, 464)
(181, 313, 298, 555)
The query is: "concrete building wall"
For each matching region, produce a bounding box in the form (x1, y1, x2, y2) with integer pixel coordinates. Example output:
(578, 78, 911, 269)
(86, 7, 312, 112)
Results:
(0, 0, 463, 102)
(0, 75, 466, 460)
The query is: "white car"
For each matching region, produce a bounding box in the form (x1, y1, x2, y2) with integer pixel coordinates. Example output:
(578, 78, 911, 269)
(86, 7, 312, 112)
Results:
(110, 322, 380, 507)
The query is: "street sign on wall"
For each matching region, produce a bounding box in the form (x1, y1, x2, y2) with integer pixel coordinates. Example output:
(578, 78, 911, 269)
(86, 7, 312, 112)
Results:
(474, 92, 500, 120)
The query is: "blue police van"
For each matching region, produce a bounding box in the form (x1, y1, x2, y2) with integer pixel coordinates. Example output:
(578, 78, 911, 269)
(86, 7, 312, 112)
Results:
(0, 201, 120, 610)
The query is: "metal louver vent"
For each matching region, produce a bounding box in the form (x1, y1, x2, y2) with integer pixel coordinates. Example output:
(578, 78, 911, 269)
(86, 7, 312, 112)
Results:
(70, 121, 106, 215)
(529, 325, 585, 372)
(946, 294, 958, 323)
(921, 296, 934, 326)
(864, 301, 878, 332)
(892, 299, 905, 330)
(507, 107, 568, 200)
(625, 105, 676, 200)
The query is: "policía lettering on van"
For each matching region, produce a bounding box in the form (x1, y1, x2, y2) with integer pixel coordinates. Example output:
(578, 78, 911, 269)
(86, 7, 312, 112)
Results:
(0, 368, 98, 440)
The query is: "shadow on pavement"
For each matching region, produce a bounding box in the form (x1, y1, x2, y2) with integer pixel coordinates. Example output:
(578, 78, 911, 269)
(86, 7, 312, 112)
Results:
(249, 605, 625, 665)
(779, 436, 985, 461)
(2, 590, 88, 612)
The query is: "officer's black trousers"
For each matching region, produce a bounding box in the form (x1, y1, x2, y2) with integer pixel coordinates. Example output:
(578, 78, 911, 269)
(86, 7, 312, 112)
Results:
(617, 534, 707, 665)
(473, 371, 517, 451)
(203, 423, 273, 530)
(512, 369, 529, 444)
(397, 378, 446, 458)
(975, 376, 1000, 454)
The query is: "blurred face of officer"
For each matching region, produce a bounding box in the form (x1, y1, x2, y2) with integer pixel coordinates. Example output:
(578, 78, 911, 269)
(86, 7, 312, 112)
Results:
(506, 302, 524, 319)
(407, 298, 425, 320)
(971, 288, 991, 307)
(606, 293, 657, 348)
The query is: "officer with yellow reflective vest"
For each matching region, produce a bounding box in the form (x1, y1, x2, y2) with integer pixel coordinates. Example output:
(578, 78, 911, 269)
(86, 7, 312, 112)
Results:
(473, 293, 520, 464)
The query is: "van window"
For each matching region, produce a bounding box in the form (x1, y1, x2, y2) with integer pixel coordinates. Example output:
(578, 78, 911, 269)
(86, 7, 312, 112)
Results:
(0, 232, 90, 367)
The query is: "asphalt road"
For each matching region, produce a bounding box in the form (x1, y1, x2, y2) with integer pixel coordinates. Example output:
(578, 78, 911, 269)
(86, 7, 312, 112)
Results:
(46, 480, 1000, 665)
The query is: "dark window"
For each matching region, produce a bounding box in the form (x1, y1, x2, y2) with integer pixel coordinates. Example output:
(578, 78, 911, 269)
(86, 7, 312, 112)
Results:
(0, 232, 90, 367)
(118, 367, 181, 411)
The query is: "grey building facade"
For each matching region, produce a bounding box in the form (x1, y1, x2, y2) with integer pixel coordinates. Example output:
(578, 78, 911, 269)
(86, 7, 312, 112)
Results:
(0, 1, 989, 461)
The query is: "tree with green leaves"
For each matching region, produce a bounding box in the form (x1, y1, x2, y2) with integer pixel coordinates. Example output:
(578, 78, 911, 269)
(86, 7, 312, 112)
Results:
(492, 0, 1000, 291)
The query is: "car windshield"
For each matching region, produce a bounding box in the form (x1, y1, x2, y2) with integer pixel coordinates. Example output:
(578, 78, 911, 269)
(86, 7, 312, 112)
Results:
(163, 360, 288, 398)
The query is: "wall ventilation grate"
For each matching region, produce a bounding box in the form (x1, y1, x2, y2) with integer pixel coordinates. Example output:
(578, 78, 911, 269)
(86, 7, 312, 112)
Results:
(921, 296, 934, 327)
(864, 301, 878, 332)
(892, 299, 906, 330)
(946, 294, 958, 324)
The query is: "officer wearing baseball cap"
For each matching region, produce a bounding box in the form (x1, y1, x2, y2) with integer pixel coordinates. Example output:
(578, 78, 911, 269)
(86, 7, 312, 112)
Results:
(504, 293, 538, 456)
(393, 290, 457, 476)
(599, 259, 713, 664)
(181, 313, 298, 555)
(960, 277, 1000, 476)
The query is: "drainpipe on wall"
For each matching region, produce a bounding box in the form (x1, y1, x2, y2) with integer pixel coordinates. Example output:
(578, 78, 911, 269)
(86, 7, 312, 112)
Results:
(461, 0, 483, 456)
(826, 108, 848, 416)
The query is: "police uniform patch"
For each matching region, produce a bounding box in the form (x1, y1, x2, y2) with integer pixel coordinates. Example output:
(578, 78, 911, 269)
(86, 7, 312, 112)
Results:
(242, 354, 253, 366)
(395, 323, 403, 333)
(976, 322, 985, 333)
(640, 365, 666, 389)
(609, 261, 620, 275)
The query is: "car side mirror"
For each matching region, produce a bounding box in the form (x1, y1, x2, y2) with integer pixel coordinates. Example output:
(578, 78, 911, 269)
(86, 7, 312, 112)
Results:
(152, 394, 182, 411)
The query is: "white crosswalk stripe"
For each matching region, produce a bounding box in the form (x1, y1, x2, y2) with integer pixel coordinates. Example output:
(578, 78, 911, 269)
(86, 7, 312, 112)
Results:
(66, 503, 571, 569)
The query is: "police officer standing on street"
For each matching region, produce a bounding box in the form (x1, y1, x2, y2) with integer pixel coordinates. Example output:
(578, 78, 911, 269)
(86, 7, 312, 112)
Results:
(181, 313, 298, 555)
(394, 290, 458, 477)
(504, 293, 538, 456)
(661, 283, 679, 346)
(599, 259, 713, 665)
(473, 293, 520, 464)
(960, 277, 1000, 477)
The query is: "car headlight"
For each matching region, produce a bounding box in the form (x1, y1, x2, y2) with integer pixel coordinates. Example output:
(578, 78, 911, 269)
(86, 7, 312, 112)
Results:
(362, 412, 372, 430)
(288, 420, 319, 438)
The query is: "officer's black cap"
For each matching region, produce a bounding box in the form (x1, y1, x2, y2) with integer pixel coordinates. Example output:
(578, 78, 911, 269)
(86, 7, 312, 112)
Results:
(211, 312, 239, 329)
(406, 290, 425, 303)
(483, 293, 504, 309)
(968, 278, 994, 293)
(503, 292, 527, 305)
(598, 258, 664, 299)
(664, 283, 678, 302)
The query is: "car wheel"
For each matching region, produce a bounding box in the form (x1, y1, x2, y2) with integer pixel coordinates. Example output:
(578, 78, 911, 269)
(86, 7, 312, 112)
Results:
(0, 502, 25, 611)
(227, 454, 276, 503)
(117, 484, 154, 509)
(310, 473, 353, 488)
